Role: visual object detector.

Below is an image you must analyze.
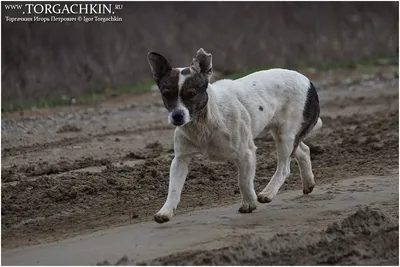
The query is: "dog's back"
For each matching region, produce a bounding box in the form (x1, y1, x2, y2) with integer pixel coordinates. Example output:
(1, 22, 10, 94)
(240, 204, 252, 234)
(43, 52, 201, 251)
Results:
(210, 68, 319, 142)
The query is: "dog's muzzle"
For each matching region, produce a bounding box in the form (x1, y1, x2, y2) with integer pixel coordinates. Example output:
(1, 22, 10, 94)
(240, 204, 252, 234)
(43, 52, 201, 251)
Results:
(171, 110, 185, 126)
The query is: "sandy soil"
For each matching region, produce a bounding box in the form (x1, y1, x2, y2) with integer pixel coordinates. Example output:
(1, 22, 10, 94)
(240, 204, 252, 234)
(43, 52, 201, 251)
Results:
(1, 64, 399, 265)
(140, 205, 399, 266)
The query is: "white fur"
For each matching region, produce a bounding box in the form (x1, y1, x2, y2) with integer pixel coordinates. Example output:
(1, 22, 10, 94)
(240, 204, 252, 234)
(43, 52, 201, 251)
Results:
(177, 68, 187, 89)
(154, 68, 321, 223)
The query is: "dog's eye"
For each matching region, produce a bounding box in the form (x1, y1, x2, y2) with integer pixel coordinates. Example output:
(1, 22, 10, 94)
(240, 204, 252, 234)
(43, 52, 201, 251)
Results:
(185, 90, 197, 99)
(162, 89, 175, 98)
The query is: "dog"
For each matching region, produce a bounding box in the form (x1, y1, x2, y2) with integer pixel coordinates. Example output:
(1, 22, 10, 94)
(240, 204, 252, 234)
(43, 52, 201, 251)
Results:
(147, 48, 322, 223)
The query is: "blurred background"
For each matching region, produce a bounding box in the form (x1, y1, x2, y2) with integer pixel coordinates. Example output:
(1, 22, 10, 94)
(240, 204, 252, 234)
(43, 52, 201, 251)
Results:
(2, 1, 399, 110)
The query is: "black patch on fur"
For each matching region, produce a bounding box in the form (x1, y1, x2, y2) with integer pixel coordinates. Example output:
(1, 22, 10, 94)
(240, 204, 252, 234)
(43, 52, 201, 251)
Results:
(292, 81, 320, 155)
(181, 68, 191, 75)
(192, 51, 212, 74)
(180, 73, 209, 117)
(259, 106, 263, 111)
(147, 52, 172, 84)
(157, 69, 180, 111)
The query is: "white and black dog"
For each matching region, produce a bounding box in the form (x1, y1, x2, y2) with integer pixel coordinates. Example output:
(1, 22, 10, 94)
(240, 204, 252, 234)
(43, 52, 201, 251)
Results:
(147, 48, 322, 223)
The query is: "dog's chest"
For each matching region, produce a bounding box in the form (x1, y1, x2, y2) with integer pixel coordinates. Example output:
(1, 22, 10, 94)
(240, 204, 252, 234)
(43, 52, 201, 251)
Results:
(197, 133, 236, 162)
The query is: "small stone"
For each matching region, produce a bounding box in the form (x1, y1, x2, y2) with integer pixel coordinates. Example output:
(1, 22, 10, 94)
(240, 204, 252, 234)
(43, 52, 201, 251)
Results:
(372, 143, 384, 149)
(56, 124, 82, 133)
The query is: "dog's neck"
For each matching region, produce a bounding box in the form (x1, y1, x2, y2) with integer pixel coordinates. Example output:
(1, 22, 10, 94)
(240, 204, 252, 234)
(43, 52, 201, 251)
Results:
(181, 84, 223, 143)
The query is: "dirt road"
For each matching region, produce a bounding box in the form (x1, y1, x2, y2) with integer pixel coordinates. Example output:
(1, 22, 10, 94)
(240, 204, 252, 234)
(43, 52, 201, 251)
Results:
(2, 173, 398, 265)
(1, 64, 399, 264)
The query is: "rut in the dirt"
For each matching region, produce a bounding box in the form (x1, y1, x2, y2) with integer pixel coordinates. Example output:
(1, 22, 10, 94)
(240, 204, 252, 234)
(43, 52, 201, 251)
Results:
(112, 207, 399, 266)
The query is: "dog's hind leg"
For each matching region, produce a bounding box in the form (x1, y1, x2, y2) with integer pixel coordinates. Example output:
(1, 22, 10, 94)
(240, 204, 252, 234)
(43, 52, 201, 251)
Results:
(236, 143, 258, 213)
(257, 129, 295, 203)
(293, 141, 315, 194)
(292, 117, 322, 194)
(303, 117, 322, 141)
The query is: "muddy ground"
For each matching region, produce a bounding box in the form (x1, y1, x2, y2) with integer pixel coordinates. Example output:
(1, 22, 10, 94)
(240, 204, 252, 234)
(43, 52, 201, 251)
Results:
(138, 207, 398, 266)
(1, 64, 399, 264)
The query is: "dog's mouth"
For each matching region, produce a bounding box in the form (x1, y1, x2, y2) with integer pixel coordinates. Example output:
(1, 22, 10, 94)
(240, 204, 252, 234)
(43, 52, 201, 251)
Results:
(171, 121, 185, 126)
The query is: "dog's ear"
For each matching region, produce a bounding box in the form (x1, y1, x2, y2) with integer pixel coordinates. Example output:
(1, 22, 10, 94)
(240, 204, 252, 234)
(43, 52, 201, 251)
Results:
(147, 52, 172, 83)
(190, 48, 212, 80)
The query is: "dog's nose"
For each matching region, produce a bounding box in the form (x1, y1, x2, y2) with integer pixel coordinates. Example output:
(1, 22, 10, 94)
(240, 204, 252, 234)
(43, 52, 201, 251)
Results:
(172, 111, 184, 122)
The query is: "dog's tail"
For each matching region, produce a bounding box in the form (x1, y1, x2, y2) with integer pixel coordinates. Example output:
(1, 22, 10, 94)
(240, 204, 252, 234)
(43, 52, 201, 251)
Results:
(303, 117, 322, 140)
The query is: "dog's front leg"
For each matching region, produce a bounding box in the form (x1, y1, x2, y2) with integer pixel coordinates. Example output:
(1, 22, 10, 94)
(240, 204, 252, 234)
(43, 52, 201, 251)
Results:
(154, 155, 192, 223)
(237, 148, 258, 213)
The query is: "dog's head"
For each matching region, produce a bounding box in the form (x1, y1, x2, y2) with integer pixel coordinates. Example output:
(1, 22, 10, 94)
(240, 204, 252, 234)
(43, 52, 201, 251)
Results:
(147, 48, 213, 127)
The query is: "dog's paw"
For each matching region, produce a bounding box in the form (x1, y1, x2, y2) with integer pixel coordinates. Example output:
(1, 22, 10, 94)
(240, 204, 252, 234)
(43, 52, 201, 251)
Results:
(238, 203, 257, 213)
(257, 190, 277, 203)
(154, 209, 174, 224)
(303, 182, 316, 195)
(257, 186, 278, 203)
(154, 214, 171, 223)
(257, 194, 273, 203)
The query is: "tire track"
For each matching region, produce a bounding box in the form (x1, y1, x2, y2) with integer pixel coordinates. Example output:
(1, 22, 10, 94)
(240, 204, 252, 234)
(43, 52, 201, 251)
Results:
(2, 124, 172, 157)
